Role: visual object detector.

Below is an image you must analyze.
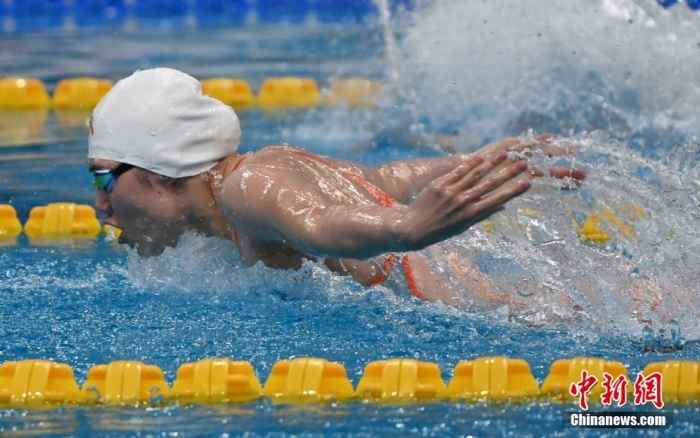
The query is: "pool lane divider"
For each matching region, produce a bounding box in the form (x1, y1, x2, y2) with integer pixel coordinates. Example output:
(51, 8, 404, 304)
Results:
(0, 76, 384, 112)
(0, 205, 22, 242)
(448, 356, 540, 401)
(52, 78, 114, 111)
(0, 76, 383, 147)
(541, 357, 631, 404)
(355, 359, 447, 403)
(23, 203, 102, 244)
(0, 357, 698, 409)
(173, 358, 262, 404)
(0, 78, 50, 110)
(264, 358, 354, 403)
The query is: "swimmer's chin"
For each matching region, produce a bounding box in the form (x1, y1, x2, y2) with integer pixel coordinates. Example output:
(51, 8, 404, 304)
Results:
(119, 235, 170, 257)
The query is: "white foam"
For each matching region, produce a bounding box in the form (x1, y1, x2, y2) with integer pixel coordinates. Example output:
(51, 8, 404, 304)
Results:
(394, 0, 700, 144)
(125, 232, 370, 300)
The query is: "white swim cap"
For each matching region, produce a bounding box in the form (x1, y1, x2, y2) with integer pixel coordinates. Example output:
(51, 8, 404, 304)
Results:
(88, 67, 241, 178)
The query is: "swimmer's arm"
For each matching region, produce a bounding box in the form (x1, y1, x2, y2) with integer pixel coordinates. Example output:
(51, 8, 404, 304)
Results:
(369, 136, 586, 202)
(221, 167, 411, 259)
(223, 155, 526, 259)
(292, 155, 454, 206)
(368, 140, 537, 203)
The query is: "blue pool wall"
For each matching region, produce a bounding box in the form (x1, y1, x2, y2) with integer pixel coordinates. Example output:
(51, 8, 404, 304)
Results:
(1, 0, 698, 34)
(0, 0, 419, 33)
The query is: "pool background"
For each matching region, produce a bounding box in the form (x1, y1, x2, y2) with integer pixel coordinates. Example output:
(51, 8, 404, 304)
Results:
(2, 0, 700, 436)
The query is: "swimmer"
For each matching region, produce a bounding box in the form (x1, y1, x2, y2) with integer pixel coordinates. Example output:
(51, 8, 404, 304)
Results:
(88, 68, 586, 303)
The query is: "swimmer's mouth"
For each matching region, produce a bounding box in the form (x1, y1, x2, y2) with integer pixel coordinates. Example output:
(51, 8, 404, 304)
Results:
(118, 234, 169, 257)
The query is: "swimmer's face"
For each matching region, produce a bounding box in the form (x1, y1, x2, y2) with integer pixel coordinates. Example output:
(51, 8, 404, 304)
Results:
(90, 158, 190, 256)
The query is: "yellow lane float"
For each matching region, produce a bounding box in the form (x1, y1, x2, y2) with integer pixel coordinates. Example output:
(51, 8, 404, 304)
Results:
(643, 361, 700, 404)
(263, 357, 353, 403)
(257, 77, 320, 110)
(577, 214, 610, 244)
(577, 204, 646, 244)
(326, 78, 383, 108)
(0, 360, 84, 408)
(355, 359, 447, 403)
(0, 204, 22, 240)
(103, 223, 123, 241)
(24, 203, 101, 242)
(541, 357, 630, 404)
(202, 78, 255, 110)
(0, 357, 698, 408)
(83, 361, 170, 406)
(0, 77, 50, 110)
(52, 77, 113, 110)
(171, 358, 262, 404)
(598, 207, 636, 239)
(447, 356, 539, 401)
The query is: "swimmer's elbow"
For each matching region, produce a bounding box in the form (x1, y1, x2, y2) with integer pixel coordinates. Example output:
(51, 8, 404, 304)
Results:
(289, 231, 370, 259)
(293, 208, 408, 259)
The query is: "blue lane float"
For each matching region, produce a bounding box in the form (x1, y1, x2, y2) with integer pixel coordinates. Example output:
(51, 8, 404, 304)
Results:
(194, 0, 248, 26)
(658, 0, 700, 8)
(74, 0, 127, 28)
(1, 0, 66, 32)
(257, 0, 312, 24)
(132, 0, 188, 21)
(316, 0, 376, 23)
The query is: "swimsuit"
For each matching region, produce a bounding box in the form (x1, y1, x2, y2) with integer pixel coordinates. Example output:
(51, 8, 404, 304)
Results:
(209, 147, 425, 300)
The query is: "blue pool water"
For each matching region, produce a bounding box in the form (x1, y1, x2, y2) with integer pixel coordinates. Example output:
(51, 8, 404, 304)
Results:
(2, 1, 700, 436)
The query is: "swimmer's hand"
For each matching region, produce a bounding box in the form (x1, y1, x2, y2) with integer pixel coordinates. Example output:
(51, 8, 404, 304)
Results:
(398, 153, 529, 251)
(470, 135, 587, 187)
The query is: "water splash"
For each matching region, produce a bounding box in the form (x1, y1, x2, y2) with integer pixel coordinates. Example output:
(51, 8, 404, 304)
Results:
(394, 0, 700, 146)
(417, 132, 700, 340)
(125, 232, 370, 300)
(373, 0, 401, 84)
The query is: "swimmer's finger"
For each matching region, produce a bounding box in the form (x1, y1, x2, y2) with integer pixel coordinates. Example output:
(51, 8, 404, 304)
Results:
(441, 155, 485, 185)
(537, 144, 577, 157)
(452, 152, 508, 189)
(463, 178, 530, 219)
(528, 167, 545, 178)
(477, 138, 523, 157)
(457, 160, 527, 205)
(549, 166, 587, 180)
(535, 133, 555, 142)
(488, 157, 539, 179)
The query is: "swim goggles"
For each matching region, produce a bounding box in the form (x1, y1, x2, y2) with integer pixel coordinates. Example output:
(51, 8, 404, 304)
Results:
(92, 164, 133, 193)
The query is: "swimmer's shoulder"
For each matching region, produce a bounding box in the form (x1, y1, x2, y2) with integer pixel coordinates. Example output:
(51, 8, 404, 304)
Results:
(217, 145, 324, 239)
(231, 144, 339, 175)
(218, 145, 317, 204)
